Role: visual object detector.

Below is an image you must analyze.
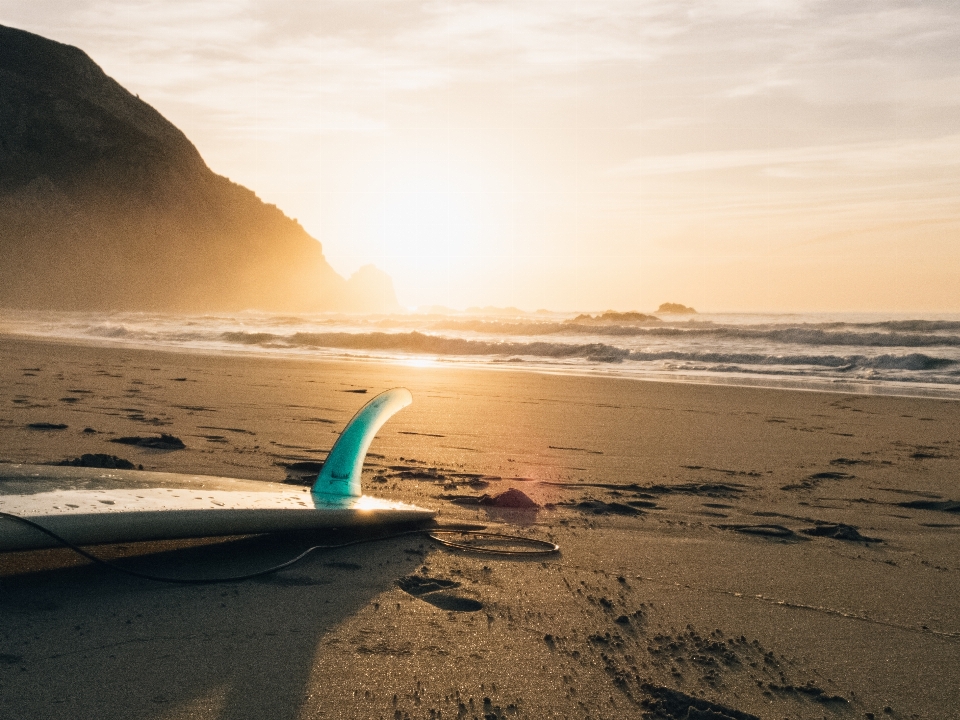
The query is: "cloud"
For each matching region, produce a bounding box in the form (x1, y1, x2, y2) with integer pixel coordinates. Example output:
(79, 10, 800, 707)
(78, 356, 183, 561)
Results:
(11, 0, 960, 129)
(612, 134, 960, 177)
(5, 0, 960, 310)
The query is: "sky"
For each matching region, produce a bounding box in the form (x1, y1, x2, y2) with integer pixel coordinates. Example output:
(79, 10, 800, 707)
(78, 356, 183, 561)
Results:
(3, 0, 960, 312)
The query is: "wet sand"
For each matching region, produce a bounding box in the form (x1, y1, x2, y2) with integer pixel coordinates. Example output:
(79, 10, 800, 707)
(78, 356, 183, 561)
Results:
(1, 335, 959, 719)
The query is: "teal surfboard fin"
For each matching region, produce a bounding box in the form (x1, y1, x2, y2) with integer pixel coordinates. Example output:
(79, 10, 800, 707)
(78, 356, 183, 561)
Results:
(312, 388, 413, 500)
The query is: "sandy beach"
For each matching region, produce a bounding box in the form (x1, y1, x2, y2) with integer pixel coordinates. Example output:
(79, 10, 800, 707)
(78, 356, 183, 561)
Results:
(1, 335, 959, 719)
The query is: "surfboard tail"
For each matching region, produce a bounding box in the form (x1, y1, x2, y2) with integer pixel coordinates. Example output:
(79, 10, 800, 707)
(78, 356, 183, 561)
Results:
(312, 388, 413, 500)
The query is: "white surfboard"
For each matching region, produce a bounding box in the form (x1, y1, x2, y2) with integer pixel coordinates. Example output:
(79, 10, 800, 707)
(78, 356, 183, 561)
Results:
(0, 388, 435, 552)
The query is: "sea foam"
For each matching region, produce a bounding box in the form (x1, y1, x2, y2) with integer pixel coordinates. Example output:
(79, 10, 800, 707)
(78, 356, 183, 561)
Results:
(3, 309, 960, 398)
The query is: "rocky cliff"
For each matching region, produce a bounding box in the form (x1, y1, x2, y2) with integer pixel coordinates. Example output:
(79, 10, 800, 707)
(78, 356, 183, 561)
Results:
(0, 25, 398, 312)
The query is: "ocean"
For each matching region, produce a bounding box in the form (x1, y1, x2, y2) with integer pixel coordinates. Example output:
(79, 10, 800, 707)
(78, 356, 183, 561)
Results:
(3, 308, 960, 400)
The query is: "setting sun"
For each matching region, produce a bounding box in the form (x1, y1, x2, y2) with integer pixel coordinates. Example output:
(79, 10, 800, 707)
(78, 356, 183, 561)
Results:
(369, 163, 486, 306)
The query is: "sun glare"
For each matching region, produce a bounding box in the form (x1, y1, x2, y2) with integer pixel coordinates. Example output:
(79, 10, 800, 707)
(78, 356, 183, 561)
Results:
(384, 180, 478, 263)
(367, 163, 491, 307)
(398, 356, 440, 369)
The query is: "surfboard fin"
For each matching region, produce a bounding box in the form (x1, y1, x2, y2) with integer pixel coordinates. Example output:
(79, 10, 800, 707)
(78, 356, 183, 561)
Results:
(312, 388, 413, 500)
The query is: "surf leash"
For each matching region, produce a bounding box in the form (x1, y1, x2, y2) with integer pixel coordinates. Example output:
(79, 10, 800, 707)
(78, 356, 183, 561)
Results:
(427, 530, 559, 555)
(0, 511, 558, 584)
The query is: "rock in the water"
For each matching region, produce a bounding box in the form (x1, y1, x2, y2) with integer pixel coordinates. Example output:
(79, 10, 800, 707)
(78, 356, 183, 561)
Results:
(656, 302, 697, 314)
(566, 311, 660, 324)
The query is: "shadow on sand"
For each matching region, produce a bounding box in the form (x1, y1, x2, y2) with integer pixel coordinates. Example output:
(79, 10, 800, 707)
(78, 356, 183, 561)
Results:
(0, 526, 426, 720)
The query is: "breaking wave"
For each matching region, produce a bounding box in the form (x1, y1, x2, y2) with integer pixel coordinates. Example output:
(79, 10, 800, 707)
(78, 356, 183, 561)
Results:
(221, 331, 634, 363)
(409, 319, 960, 348)
(4, 308, 960, 398)
(219, 330, 956, 372)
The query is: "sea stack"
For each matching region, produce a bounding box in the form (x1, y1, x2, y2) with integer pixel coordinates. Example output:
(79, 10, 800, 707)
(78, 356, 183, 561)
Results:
(656, 302, 697, 314)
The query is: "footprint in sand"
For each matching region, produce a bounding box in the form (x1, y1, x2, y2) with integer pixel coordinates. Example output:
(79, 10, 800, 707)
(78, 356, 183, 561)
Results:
(396, 575, 484, 612)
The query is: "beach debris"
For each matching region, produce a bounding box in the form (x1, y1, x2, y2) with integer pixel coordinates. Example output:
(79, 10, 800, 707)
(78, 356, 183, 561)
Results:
(647, 482, 748, 498)
(26, 422, 67, 430)
(717, 523, 798, 539)
(800, 523, 881, 542)
(782, 471, 854, 490)
(282, 460, 326, 485)
(54, 454, 136, 470)
(682, 465, 763, 477)
(911, 449, 946, 459)
(442, 488, 540, 508)
(110, 433, 185, 449)
(198, 425, 256, 435)
(390, 465, 445, 481)
(898, 499, 960, 513)
(564, 499, 642, 516)
(549, 444, 603, 454)
(830, 457, 866, 466)
(442, 494, 486, 506)
(543, 479, 748, 498)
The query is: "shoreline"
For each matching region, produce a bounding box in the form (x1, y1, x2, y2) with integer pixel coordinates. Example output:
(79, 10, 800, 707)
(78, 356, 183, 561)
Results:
(3, 329, 959, 403)
(2, 334, 959, 718)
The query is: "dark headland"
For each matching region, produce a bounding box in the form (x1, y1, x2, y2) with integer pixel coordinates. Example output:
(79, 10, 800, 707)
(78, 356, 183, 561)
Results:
(0, 24, 397, 312)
